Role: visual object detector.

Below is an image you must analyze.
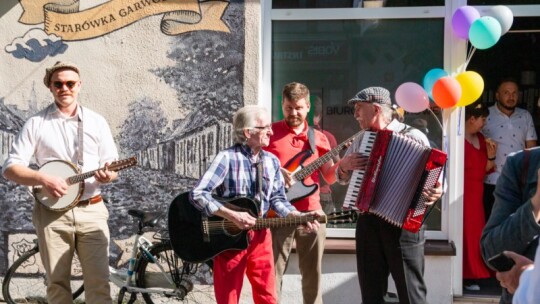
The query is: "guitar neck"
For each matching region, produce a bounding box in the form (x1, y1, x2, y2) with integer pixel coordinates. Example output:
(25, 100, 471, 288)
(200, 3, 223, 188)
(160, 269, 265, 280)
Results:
(254, 214, 327, 229)
(293, 131, 362, 181)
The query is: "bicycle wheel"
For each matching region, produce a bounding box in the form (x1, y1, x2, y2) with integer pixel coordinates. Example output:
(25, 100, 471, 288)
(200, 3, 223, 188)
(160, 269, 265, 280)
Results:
(2, 245, 85, 303)
(136, 241, 214, 304)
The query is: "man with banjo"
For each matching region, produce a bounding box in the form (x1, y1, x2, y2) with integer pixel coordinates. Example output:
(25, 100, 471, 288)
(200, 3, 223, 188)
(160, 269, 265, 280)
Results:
(2, 61, 118, 303)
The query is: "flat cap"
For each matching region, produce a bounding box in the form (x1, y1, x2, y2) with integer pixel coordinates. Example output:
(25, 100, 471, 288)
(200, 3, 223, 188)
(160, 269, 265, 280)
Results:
(348, 86, 391, 105)
(43, 61, 80, 88)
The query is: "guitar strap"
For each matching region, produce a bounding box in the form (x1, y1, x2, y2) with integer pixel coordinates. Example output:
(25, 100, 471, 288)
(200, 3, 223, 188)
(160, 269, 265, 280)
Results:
(77, 106, 84, 168)
(257, 161, 263, 217)
(307, 127, 316, 154)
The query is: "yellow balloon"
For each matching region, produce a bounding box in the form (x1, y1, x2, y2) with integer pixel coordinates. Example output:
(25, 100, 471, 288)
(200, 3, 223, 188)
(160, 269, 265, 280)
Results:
(456, 71, 484, 107)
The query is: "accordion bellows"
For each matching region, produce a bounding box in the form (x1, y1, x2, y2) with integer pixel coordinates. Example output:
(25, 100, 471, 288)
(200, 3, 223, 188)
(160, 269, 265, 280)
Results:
(343, 130, 447, 232)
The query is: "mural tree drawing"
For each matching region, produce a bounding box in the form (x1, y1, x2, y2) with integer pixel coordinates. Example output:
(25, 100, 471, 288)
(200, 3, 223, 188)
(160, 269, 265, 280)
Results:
(116, 97, 168, 156)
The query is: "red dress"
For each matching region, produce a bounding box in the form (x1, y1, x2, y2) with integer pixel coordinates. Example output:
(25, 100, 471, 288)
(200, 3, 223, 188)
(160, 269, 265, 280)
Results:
(463, 132, 491, 279)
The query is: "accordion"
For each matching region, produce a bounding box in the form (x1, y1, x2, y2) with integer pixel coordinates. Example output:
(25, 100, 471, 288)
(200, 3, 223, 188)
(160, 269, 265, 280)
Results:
(342, 130, 447, 233)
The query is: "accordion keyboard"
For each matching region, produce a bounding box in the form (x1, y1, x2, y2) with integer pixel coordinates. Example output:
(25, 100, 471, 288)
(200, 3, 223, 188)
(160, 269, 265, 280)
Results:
(342, 131, 377, 210)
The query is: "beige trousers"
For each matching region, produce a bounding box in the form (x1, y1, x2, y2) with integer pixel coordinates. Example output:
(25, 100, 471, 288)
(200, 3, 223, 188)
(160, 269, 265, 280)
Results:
(32, 201, 112, 304)
(272, 223, 327, 304)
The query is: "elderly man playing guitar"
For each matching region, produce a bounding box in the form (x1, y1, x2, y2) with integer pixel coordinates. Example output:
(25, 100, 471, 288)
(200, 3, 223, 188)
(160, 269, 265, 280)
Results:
(189, 105, 320, 304)
(2, 61, 119, 304)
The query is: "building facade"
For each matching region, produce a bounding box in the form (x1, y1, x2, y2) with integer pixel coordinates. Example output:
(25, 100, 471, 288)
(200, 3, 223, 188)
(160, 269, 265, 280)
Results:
(0, 0, 539, 303)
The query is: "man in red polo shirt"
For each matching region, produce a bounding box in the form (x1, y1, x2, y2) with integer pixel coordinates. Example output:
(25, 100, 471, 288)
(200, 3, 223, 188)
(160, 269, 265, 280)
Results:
(264, 82, 341, 304)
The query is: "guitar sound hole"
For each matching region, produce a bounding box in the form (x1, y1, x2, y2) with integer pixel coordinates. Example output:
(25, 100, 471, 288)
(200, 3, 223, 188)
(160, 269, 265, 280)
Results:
(222, 221, 243, 237)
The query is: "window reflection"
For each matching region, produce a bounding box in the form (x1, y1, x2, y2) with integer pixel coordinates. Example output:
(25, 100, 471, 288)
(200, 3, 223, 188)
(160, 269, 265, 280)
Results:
(272, 19, 444, 230)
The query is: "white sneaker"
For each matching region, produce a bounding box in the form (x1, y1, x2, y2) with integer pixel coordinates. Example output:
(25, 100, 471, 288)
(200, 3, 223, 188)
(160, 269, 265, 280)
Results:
(464, 284, 480, 291)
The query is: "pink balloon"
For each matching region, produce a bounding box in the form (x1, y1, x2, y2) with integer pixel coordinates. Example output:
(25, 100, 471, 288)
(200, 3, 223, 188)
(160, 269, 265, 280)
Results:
(395, 82, 430, 113)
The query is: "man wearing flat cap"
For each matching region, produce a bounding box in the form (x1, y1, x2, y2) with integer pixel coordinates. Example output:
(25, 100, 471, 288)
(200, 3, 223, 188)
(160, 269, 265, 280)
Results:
(336, 86, 443, 304)
(3, 61, 118, 303)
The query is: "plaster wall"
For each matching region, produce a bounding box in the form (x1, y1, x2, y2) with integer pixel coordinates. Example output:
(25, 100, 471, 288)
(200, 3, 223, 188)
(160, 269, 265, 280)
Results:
(0, 0, 256, 276)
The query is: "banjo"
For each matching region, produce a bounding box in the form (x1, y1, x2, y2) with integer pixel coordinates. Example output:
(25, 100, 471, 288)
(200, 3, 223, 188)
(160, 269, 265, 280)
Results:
(33, 157, 137, 211)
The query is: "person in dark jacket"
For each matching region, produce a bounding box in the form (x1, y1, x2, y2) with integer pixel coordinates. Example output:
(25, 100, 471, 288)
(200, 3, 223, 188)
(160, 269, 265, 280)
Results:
(481, 147, 540, 304)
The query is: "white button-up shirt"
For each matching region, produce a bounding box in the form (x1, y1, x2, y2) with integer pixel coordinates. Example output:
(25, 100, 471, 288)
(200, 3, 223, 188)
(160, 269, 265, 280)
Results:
(482, 105, 537, 185)
(2, 103, 118, 199)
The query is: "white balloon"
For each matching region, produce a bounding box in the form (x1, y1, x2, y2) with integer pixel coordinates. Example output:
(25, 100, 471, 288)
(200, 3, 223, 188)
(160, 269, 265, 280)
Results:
(486, 5, 513, 35)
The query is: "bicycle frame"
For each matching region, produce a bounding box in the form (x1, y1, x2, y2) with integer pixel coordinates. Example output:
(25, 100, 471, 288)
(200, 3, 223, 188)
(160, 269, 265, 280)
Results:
(109, 234, 181, 299)
(3, 209, 206, 304)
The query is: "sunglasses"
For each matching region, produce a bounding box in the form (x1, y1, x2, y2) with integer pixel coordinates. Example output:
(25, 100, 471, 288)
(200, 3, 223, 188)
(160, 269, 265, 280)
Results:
(53, 81, 78, 89)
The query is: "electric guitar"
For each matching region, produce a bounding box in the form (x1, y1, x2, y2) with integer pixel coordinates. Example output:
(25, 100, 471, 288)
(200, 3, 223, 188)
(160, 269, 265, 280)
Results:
(168, 191, 358, 263)
(33, 157, 137, 211)
(284, 131, 362, 203)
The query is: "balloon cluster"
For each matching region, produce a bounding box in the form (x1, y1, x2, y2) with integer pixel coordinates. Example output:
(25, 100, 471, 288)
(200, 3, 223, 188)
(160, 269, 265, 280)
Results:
(452, 5, 513, 50)
(395, 5, 513, 113)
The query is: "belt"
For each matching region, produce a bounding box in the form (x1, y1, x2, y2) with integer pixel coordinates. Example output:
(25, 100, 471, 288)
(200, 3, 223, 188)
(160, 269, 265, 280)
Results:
(78, 195, 103, 206)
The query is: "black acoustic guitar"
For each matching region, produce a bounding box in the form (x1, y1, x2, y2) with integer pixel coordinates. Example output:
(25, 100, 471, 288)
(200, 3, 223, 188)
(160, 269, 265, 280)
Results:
(168, 191, 357, 263)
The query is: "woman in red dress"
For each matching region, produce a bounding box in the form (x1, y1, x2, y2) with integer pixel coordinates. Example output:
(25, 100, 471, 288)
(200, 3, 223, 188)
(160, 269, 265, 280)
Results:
(463, 101, 497, 291)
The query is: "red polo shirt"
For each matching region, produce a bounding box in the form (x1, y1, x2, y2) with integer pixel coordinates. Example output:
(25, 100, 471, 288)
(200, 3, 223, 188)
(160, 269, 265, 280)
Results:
(264, 120, 331, 211)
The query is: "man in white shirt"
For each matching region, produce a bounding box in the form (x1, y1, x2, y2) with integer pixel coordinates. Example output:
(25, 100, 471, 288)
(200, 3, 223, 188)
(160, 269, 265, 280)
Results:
(2, 61, 118, 303)
(482, 79, 537, 222)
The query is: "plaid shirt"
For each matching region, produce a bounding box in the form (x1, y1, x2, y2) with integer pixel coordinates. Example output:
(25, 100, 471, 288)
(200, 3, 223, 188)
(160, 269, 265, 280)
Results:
(191, 144, 295, 218)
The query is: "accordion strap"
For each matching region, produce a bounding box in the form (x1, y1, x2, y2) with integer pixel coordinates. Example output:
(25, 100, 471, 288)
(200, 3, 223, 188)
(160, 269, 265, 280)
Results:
(399, 126, 413, 135)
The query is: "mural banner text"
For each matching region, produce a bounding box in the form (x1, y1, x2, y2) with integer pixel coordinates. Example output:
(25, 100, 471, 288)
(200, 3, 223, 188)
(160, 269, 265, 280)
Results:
(18, 0, 230, 41)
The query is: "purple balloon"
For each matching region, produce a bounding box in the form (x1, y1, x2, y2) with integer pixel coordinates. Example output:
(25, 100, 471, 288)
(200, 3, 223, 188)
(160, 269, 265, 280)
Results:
(452, 6, 481, 39)
(395, 82, 430, 113)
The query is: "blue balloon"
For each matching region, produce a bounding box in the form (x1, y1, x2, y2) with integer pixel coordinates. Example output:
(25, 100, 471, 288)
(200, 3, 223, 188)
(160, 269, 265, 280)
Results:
(469, 16, 502, 50)
(423, 68, 448, 99)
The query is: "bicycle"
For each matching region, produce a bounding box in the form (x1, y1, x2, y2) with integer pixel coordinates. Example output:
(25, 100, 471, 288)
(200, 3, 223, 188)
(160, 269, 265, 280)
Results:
(2, 208, 214, 304)
(1, 238, 85, 303)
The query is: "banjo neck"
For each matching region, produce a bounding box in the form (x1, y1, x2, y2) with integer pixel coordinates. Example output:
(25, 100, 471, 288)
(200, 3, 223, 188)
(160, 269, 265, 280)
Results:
(66, 159, 135, 185)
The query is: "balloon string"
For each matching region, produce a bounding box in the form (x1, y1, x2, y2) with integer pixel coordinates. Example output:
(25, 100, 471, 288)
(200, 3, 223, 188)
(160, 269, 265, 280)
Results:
(427, 107, 443, 134)
(457, 107, 463, 136)
(465, 46, 476, 71)
(463, 41, 471, 73)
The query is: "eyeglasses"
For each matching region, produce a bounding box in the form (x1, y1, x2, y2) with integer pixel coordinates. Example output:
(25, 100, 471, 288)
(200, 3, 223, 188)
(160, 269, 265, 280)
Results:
(252, 125, 272, 132)
(52, 81, 78, 89)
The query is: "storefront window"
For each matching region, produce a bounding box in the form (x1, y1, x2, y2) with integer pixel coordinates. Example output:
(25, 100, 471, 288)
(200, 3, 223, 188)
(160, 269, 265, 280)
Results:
(272, 0, 443, 9)
(469, 1, 540, 4)
(272, 18, 445, 233)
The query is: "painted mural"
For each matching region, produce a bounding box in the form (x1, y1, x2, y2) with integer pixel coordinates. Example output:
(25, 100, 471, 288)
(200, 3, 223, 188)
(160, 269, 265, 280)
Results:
(0, 0, 245, 278)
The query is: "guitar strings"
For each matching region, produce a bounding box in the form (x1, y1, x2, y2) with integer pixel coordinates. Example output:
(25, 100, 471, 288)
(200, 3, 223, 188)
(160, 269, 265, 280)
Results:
(203, 213, 356, 233)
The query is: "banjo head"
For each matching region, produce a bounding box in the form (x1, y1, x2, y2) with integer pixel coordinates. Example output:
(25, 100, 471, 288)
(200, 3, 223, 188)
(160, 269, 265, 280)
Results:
(33, 160, 83, 211)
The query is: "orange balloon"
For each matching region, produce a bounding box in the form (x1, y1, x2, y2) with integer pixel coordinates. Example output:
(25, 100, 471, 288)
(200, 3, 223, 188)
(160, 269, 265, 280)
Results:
(432, 76, 462, 109)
